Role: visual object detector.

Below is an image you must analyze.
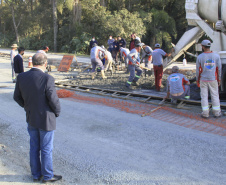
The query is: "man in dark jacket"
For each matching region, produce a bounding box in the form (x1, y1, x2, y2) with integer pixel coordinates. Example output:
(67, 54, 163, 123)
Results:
(112, 37, 119, 64)
(14, 53, 62, 183)
(118, 36, 126, 48)
(89, 36, 98, 49)
(14, 47, 25, 80)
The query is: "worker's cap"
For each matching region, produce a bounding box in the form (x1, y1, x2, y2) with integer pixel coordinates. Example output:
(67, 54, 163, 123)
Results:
(11, 44, 18, 48)
(201, 40, 211, 47)
(92, 43, 97, 48)
(172, 66, 179, 73)
(42, 46, 49, 51)
(101, 45, 105, 49)
(155, 43, 160, 48)
(136, 42, 144, 47)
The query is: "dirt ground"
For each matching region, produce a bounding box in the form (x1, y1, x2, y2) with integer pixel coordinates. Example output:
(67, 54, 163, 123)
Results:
(52, 63, 199, 99)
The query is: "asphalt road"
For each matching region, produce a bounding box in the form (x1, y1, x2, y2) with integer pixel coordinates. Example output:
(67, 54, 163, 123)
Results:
(0, 52, 226, 185)
(0, 48, 90, 64)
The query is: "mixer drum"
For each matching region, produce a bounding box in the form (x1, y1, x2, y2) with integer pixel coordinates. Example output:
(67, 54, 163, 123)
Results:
(198, 0, 226, 26)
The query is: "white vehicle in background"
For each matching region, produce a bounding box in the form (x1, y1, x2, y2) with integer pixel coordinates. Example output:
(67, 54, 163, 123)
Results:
(165, 0, 226, 91)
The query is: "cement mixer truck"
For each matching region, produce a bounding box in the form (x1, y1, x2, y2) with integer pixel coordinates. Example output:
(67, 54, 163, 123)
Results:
(165, 0, 226, 91)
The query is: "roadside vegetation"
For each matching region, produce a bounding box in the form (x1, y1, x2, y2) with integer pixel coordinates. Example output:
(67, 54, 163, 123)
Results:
(0, 0, 186, 54)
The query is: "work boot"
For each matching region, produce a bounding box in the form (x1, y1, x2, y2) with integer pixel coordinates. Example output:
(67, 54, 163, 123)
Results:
(101, 70, 107, 79)
(91, 72, 95, 80)
(213, 110, 221, 118)
(171, 99, 177, 105)
(125, 85, 132, 90)
(132, 81, 138, 86)
(201, 110, 209, 118)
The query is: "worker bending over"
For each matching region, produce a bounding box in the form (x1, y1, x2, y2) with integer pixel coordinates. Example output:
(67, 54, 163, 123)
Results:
(90, 43, 107, 79)
(141, 45, 153, 76)
(196, 40, 221, 118)
(104, 50, 113, 72)
(126, 43, 144, 89)
(165, 66, 190, 104)
(119, 47, 130, 72)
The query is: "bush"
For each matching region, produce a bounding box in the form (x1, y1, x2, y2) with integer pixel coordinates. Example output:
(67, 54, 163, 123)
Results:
(0, 33, 14, 47)
(68, 32, 91, 54)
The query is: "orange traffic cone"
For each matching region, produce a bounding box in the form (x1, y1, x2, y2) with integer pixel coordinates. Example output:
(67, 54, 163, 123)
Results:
(28, 56, 33, 68)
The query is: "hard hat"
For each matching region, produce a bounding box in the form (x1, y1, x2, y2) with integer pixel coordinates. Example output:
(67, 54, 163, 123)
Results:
(155, 43, 160, 48)
(201, 40, 211, 47)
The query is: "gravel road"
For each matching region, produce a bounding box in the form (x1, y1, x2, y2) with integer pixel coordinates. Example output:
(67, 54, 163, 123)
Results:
(0, 53, 226, 185)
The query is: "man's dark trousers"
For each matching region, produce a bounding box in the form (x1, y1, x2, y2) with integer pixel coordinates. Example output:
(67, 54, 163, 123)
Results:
(154, 65, 163, 91)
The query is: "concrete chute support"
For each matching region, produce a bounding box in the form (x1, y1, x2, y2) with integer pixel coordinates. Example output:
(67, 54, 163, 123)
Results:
(164, 0, 226, 90)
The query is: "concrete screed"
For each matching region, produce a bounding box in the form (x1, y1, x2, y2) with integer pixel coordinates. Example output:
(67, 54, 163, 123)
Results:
(0, 53, 226, 185)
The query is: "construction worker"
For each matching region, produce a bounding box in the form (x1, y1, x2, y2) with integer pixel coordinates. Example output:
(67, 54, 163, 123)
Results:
(37, 46, 50, 71)
(37, 46, 49, 56)
(152, 43, 171, 91)
(101, 45, 113, 72)
(90, 43, 107, 79)
(119, 47, 130, 72)
(10, 43, 18, 83)
(141, 45, 153, 76)
(126, 43, 144, 89)
(196, 39, 221, 118)
(104, 50, 113, 72)
(165, 66, 190, 104)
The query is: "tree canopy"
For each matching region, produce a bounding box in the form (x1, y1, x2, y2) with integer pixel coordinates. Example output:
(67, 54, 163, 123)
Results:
(0, 0, 187, 54)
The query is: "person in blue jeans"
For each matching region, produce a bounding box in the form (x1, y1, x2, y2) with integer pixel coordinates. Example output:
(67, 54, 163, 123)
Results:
(14, 53, 62, 183)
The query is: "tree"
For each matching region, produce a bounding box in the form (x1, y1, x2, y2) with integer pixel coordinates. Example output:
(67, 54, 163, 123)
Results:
(4, 0, 27, 43)
(53, 0, 58, 52)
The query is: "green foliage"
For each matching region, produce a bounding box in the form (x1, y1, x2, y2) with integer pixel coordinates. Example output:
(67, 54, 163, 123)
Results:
(108, 9, 146, 40)
(0, 33, 12, 47)
(0, 0, 187, 54)
(61, 32, 91, 54)
(19, 37, 31, 49)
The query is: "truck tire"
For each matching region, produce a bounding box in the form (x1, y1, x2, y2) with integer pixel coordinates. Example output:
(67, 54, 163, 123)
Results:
(190, 83, 201, 100)
(221, 65, 226, 92)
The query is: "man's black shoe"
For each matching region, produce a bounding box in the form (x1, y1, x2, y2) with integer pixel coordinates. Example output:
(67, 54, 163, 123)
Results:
(42, 175, 62, 183)
(33, 175, 43, 182)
